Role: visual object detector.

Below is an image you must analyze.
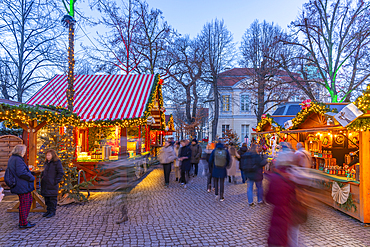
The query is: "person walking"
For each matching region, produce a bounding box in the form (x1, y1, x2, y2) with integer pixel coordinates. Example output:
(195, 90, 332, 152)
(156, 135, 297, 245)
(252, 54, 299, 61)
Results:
(4, 145, 35, 228)
(158, 140, 177, 187)
(204, 143, 214, 192)
(238, 144, 248, 183)
(190, 139, 202, 177)
(240, 144, 266, 206)
(227, 143, 239, 184)
(173, 141, 181, 182)
(295, 142, 312, 168)
(40, 149, 64, 218)
(208, 141, 231, 202)
(265, 160, 297, 247)
(179, 139, 192, 187)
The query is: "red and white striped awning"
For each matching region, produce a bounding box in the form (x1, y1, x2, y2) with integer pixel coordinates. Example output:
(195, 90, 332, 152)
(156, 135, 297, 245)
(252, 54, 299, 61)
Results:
(27, 74, 158, 121)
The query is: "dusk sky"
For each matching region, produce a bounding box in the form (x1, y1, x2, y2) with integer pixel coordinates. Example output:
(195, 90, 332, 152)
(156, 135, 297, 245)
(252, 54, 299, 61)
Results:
(144, 0, 308, 43)
(77, 0, 308, 50)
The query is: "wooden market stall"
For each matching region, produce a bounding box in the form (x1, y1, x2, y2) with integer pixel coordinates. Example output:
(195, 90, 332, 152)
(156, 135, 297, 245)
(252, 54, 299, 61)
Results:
(27, 74, 170, 180)
(0, 99, 80, 212)
(254, 101, 370, 223)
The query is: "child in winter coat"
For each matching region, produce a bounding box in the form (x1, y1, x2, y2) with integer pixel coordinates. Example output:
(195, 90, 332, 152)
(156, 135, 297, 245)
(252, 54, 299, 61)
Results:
(41, 149, 64, 218)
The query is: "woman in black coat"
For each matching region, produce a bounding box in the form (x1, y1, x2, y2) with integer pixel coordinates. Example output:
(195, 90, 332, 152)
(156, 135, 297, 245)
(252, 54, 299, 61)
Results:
(5, 145, 35, 228)
(41, 149, 64, 218)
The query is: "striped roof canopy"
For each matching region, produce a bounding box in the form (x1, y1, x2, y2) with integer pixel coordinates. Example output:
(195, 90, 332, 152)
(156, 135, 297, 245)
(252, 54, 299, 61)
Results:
(27, 74, 159, 121)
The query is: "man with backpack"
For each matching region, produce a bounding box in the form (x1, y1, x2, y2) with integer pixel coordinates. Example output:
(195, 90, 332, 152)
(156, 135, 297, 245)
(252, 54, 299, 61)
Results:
(208, 141, 231, 202)
(240, 144, 266, 206)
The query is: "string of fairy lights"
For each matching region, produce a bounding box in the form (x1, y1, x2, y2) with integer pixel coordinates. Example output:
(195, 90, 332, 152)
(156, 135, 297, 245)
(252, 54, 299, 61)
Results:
(1, 74, 171, 131)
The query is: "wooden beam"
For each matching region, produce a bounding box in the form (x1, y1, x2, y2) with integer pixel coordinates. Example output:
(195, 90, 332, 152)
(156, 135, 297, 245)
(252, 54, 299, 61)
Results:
(28, 120, 38, 167)
(12, 120, 28, 131)
(360, 131, 370, 223)
(34, 121, 47, 132)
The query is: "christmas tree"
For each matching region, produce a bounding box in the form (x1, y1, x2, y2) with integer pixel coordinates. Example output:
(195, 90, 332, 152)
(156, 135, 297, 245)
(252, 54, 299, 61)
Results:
(38, 124, 95, 202)
(355, 84, 370, 113)
(222, 129, 241, 148)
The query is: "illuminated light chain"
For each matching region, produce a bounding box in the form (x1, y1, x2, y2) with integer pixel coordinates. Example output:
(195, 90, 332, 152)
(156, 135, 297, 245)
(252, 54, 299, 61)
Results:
(256, 114, 283, 132)
(290, 102, 335, 130)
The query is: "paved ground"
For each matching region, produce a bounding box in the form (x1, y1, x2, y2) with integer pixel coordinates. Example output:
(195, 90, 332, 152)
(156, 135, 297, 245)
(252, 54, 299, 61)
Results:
(0, 160, 370, 246)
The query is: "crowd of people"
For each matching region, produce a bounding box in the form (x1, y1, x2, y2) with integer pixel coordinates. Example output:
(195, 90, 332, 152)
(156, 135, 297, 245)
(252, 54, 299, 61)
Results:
(158, 138, 312, 247)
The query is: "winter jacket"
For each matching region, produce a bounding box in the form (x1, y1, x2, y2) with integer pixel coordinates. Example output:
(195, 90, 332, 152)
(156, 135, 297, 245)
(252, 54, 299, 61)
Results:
(179, 144, 192, 171)
(266, 169, 296, 247)
(158, 146, 177, 164)
(240, 152, 266, 181)
(7, 154, 35, 195)
(209, 143, 231, 178)
(41, 160, 64, 197)
(173, 147, 180, 167)
(204, 149, 213, 174)
(227, 149, 239, 177)
(190, 143, 202, 164)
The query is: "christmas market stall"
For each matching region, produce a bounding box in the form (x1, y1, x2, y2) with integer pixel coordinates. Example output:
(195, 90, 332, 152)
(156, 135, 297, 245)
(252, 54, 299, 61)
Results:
(0, 99, 80, 212)
(254, 98, 370, 223)
(27, 74, 167, 179)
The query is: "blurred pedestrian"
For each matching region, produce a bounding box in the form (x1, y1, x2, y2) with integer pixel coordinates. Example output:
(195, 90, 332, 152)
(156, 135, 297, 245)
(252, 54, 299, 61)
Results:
(265, 158, 296, 247)
(179, 139, 192, 187)
(190, 139, 202, 176)
(238, 143, 248, 183)
(240, 144, 266, 206)
(5, 145, 35, 228)
(227, 143, 239, 184)
(158, 140, 177, 187)
(295, 142, 312, 168)
(173, 141, 181, 182)
(208, 141, 231, 202)
(267, 141, 306, 247)
(204, 143, 214, 192)
(41, 149, 64, 218)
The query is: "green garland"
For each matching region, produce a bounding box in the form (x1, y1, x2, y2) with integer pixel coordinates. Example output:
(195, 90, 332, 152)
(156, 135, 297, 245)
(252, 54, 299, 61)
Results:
(335, 182, 357, 212)
(256, 114, 283, 132)
(291, 102, 337, 130)
(0, 103, 80, 127)
(347, 118, 370, 131)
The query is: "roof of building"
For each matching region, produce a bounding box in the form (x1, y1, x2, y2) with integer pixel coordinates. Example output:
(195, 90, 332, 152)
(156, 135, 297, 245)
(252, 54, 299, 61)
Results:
(218, 68, 301, 87)
(27, 74, 159, 121)
(0, 99, 24, 106)
(271, 102, 349, 126)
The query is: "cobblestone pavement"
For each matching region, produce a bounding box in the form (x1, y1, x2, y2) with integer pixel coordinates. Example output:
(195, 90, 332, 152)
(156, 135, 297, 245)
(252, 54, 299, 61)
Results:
(0, 160, 370, 246)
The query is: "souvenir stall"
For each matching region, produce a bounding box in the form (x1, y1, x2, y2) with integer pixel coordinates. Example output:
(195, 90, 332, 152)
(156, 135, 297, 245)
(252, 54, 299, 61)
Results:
(27, 74, 167, 177)
(254, 99, 370, 223)
(0, 99, 80, 212)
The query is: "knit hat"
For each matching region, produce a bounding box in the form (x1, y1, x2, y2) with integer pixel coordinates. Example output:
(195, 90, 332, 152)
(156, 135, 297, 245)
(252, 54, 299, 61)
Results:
(192, 138, 198, 144)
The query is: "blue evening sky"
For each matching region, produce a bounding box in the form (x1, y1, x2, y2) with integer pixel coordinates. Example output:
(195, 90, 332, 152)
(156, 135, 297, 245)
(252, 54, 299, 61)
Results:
(144, 0, 307, 42)
(77, 0, 308, 49)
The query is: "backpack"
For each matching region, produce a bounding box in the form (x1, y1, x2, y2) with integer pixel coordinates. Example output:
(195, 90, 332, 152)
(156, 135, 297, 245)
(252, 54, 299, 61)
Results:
(240, 153, 259, 172)
(4, 166, 16, 188)
(214, 149, 227, 168)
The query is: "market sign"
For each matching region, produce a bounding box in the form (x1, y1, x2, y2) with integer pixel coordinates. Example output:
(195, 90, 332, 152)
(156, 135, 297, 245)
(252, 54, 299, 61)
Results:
(284, 120, 293, 130)
(334, 103, 363, 127)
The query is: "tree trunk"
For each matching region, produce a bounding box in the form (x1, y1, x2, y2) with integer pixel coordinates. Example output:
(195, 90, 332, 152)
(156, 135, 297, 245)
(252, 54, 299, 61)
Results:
(212, 78, 219, 142)
(67, 22, 75, 111)
(185, 86, 192, 124)
(192, 84, 198, 121)
(257, 77, 265, 122)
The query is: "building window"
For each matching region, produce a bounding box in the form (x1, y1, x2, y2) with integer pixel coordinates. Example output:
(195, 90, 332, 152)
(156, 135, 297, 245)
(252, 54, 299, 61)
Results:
(241, 124, 249, 143)
(240, 95, 250, 112)
(222, 95, 231, 112)
(222, 124, 230, 137)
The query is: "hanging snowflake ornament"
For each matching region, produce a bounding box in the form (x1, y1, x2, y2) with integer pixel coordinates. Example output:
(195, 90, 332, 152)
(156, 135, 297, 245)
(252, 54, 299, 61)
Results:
(331, 182, 350, 204)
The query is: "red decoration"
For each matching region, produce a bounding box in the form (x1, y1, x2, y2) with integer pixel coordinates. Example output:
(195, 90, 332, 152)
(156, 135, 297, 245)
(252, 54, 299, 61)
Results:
(252, 127, 257, 131)
(261, 114, 267, 119)
(158, 79, 164, 85)
(300, 99, 312, 109)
